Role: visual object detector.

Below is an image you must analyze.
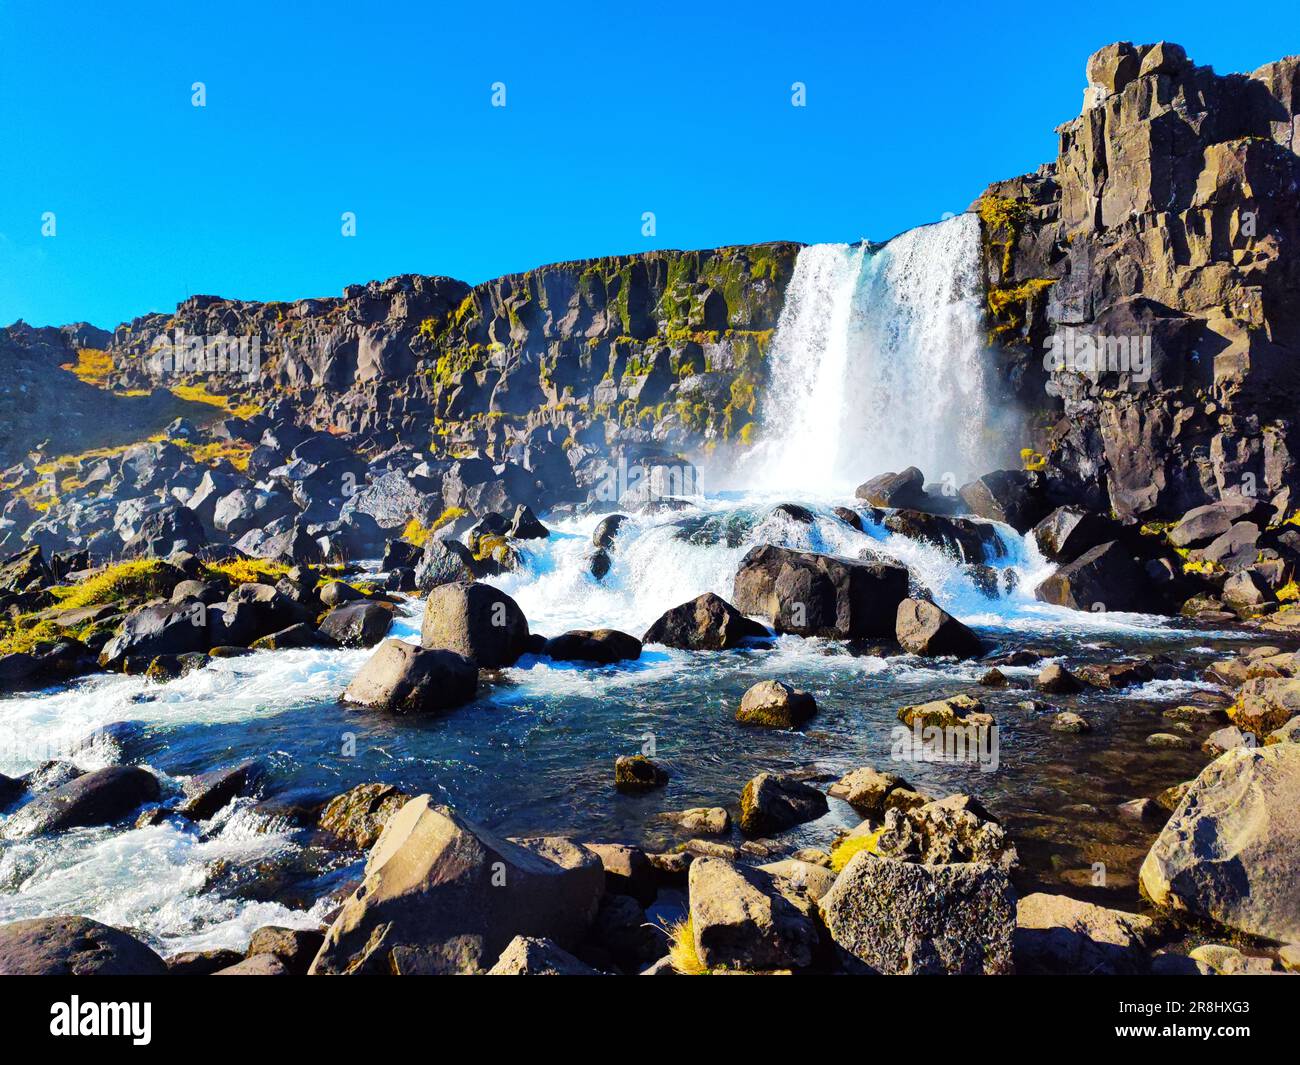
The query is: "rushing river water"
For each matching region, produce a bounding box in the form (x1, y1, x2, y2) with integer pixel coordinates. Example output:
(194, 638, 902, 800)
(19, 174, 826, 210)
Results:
(0, 495, 1249, 956)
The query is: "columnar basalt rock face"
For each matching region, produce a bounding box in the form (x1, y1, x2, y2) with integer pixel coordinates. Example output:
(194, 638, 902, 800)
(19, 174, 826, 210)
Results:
(105, 245, 800, 460)
(979, 42, 1300, 524)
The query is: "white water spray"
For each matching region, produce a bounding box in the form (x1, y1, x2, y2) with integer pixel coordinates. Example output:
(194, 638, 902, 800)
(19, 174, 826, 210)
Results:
(751, 213, 1001, 490)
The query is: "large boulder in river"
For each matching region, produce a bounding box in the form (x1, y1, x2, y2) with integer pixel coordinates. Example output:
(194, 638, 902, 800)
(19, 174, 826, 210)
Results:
(0, 916, 166, 975)
(543, 629, 642, 664)
(688, 857, 819, 971)
(883, 510, 1003, 562)
(1139, 744, 1300, 943)
(819, 856, 1016, 974)
(855, 467, 926, 508)
(642, 592, 767, 650)
(98, 600, 210, 670)
(738, 772, 828, 836)
(342, 638, 477, 715)
(732, 545, 909, 639)
(178, 759, 263, 821)
(309, 798, 603, 974)
(735, 680, 816, 728)
(895, 598, 982, 658)
(0, 766, 160, 839)
(318, 601, 394, 648)
(421, 582, 529, 667)
(1033, 540, 1153, 613)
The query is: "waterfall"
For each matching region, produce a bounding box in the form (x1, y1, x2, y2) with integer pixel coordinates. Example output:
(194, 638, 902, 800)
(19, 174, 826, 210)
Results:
(751, 213, 1000, 491)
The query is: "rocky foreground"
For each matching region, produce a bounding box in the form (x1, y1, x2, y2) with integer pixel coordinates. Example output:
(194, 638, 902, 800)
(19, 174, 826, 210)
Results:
(2, 500, 1300, 973)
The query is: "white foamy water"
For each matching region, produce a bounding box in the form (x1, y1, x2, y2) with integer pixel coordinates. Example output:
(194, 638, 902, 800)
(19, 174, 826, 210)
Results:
(749, 214, 1010, 492)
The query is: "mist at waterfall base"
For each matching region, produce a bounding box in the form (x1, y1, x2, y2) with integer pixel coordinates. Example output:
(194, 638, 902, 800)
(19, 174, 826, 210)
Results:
(735, 213, 1025, 494)
(0, 215, 1234, 958)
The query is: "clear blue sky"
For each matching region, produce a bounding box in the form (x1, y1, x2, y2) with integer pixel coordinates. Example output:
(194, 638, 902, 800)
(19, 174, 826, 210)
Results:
(2, 1, 1295, 329)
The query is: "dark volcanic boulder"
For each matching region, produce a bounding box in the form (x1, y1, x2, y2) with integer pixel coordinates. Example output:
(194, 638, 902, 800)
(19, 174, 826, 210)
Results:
(178, 759, 264, 821)
(414, 538, 477, 593)
(642, 592, 768, 650)
(0, 916, 166, 975)
(123, 505, 207, 558)
(1034, 541, 1154, 613)
(592, 514, 628, 550)
(0, 766, 160, 839)
(855, 467, 925, 508)
(959, 470, 1048, 532)
(318, 602, 394, 648)
(0, 545, 52, 593)
(0, 772, 24, 806)
(508, 504, 549, 540)
(421, 582, 529, 667)
(732, 545, 909, 639)
(543, 629, 642, 664)
(1195, 522, 1261, 573)
(738, 772, 828, 836)
(883, 510, 1003, 562)
(1168, 497, 1273, 549)
(895, 598, 983, 658)
(98, 600, 211, 670)
(1031, 506, 1121, 563)
(309, 798, 603, 975)
(342, 638, 478, 715)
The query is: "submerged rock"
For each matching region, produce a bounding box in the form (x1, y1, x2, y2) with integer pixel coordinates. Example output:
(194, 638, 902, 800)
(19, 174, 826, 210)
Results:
(543, 629, 642, 664)
(1, 766, 161, 839)
(614, 755, 669, 793)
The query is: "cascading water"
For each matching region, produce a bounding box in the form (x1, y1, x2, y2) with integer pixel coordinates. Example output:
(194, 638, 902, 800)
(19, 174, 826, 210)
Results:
(751, 212, 1002, 491)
